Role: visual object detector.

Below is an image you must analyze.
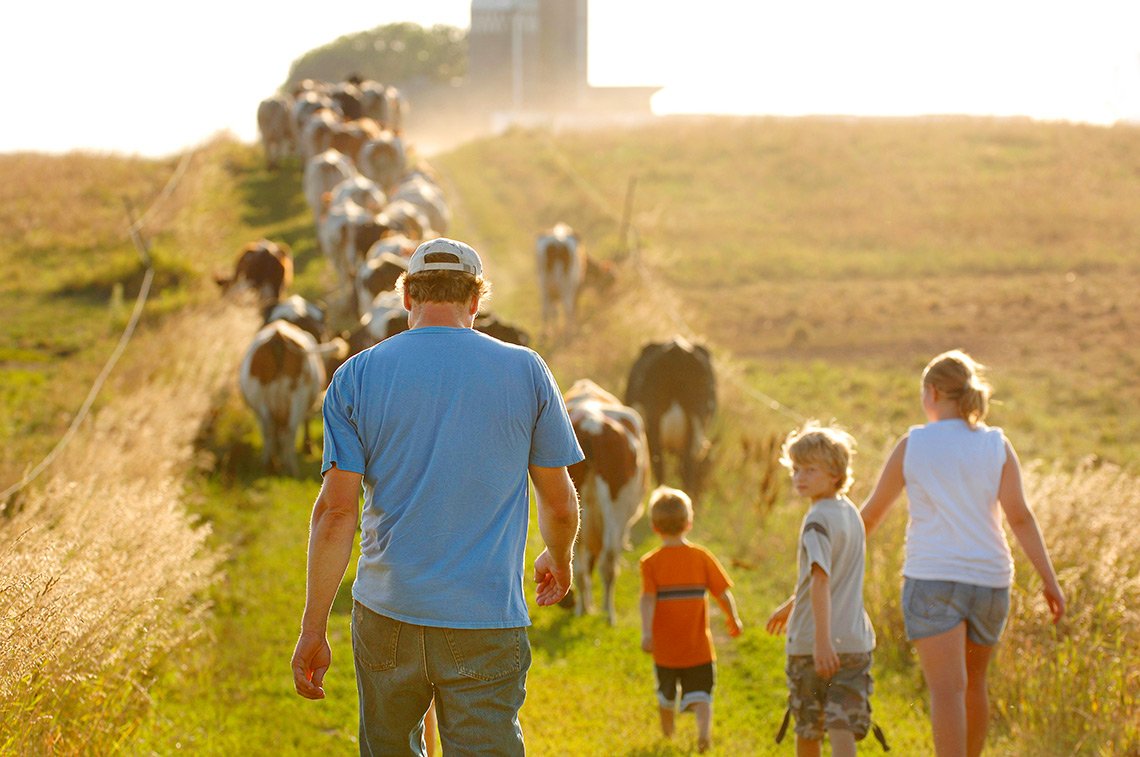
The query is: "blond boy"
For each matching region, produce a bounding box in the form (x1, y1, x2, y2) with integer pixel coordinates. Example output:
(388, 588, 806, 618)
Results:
(640, 486, 743, 753)
(766, 424, 876, 757)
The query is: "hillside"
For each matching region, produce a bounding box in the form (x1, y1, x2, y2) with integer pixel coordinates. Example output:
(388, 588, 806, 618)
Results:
(1, 116, 1138, 754)
(435, 116, 1140, 469)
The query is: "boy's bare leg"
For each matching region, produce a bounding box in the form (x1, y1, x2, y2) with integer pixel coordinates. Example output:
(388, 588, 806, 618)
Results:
(693, 701, 712, 752)
(828, 728, 856, 757)
(658, 706, 675, 738)
(795, 735, 822, 757)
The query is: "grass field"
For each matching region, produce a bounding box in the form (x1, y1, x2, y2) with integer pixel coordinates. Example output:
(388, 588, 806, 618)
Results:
(1, 115, 1138, 754)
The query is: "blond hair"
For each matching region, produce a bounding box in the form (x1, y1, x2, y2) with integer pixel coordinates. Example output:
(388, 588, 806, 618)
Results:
(779, 421, 856, 496)
(649, 486, 693, 535)
(922, 349, 991, 427)
(397, 270, 492, 306)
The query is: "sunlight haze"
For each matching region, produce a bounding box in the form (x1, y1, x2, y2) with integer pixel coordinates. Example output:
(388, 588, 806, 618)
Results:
(2, 0, 1138, 156)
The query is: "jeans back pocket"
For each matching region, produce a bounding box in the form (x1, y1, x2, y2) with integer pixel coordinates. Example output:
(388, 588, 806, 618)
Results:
(352, 602, 401, 672)
(444, 627, 529, 682)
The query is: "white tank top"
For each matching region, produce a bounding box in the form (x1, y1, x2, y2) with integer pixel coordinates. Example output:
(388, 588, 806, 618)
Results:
(902, 419, 1014, 587)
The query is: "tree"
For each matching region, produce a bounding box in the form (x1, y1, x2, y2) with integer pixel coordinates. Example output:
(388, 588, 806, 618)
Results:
(284, 23, 467, 93)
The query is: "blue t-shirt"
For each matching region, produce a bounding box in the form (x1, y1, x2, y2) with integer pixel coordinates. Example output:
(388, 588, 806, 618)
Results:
(322, 326, 583, 628)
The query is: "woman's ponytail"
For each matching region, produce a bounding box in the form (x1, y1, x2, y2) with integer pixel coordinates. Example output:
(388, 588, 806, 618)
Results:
(922, 350, 992, 426)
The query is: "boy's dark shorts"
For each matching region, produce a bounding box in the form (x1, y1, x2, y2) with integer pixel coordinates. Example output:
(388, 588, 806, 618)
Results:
(654, 662, 715, 711)
(786, 652, 873, 741)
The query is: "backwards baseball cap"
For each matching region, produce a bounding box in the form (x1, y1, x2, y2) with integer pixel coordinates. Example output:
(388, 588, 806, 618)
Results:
(407, 237, 483, 277)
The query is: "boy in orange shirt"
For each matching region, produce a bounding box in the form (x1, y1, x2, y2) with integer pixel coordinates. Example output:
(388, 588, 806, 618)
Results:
(640, 486, 743, 752)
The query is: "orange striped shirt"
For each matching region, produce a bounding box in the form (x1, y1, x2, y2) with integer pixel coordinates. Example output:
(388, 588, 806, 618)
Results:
(640, 542, 733, 668)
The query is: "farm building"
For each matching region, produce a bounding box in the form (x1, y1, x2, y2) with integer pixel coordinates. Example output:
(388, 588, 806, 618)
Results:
(467, 0, 659, 119)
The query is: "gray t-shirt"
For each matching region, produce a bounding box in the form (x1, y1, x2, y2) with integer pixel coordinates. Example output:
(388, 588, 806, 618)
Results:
(787, 496, 876, 655)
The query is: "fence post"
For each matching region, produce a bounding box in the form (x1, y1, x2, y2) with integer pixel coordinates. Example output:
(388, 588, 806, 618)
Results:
(619, 175, 638, 261)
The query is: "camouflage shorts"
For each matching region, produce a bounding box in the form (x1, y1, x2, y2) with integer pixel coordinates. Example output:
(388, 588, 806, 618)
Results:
(785, 653, 873, 741)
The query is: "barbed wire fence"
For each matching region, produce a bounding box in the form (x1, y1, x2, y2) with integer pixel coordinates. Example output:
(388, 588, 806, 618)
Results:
(0, 149, 196, 509)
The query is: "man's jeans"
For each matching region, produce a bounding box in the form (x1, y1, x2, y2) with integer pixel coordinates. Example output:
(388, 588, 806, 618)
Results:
(352, 601, 531, 756)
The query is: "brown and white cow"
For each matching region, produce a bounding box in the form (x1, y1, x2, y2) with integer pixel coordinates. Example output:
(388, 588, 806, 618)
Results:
(329, 118, 384, 164)
(290, 89, 334, 150)
(625, 337, 717, 500)
(357, 132, 407, 193)
(257, 94, 294, 169)
(563, 379, 650, 625)
(536, 223, 586, 333)
(319, 200, 404, 290)
(390, 171, 450, 236)
(328, 174, 387, 215)
(329, 81, 364, 122)
(303, 148, 354, 228)
(358, 80, 391, 126)
(365, 233, 417, 261)
(355, 251, 408, 316)
(384, 85, 408, 133)
(239, 320, 338, 476)
(214, 239, 293, 315)
(299, 107, 342, 163)
(346, 290, 410, 355)
(380, 198, 434, 242)
(263, 294, 330, 343)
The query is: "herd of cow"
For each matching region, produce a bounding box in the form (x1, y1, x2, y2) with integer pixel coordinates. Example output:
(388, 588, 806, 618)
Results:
(219, 76, 720, 622)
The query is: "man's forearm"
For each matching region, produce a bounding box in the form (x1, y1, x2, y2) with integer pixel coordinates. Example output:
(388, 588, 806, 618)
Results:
(301, 502, 357, 632)
(538, 500, 578, 560)
(531, 466, 580, 561)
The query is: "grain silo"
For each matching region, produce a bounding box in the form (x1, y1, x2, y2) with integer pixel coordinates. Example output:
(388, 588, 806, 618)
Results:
(468, 0, 588, 112)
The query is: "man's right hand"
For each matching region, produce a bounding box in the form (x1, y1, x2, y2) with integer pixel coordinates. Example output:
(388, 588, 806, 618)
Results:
(533, 548, 572, 606)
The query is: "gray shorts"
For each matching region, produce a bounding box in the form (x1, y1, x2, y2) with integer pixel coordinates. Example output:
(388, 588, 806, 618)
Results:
(902, 578, 1010, 646)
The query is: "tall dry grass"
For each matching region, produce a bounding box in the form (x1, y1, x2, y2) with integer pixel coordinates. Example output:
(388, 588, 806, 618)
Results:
(862, 460, 1140, 754)
(0, 303, 251, 753)
(996, 460, 1140, 753)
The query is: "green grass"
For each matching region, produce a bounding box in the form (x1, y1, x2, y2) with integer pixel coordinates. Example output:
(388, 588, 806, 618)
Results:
(136, 470, 363, 753)
(4, 115, 1139, 754)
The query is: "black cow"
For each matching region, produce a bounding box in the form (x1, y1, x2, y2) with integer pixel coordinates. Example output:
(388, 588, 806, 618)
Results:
(474, 313, 531, 347)
(625, 337, 716, 499)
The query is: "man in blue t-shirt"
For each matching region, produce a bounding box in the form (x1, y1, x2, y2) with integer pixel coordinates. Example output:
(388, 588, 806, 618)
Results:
(290, 238, 583, 755)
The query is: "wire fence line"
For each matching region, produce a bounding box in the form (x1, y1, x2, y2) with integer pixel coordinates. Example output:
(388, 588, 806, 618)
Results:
(540, 135, 807, 426)
(0, 149, 196, 507)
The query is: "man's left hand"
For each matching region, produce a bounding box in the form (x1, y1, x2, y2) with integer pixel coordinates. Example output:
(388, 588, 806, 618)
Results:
(533, 548, 572, 606)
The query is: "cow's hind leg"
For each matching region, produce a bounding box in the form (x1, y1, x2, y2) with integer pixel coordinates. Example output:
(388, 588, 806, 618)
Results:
(252, 409, 277, 473)
(682, 417, 708, 501)
(277, 422, 300, 477)
(600, 503, 628, 626)
(645, 418, 665, 485)
(573, 547, 594, 617)
(600, 551, 618, 626)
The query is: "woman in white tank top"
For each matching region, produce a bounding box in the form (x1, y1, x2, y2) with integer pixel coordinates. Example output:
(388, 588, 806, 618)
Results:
(860, 350, 1065, 757)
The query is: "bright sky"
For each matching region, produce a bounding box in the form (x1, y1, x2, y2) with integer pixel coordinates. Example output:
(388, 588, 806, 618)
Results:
(2, 1, 1138, 156)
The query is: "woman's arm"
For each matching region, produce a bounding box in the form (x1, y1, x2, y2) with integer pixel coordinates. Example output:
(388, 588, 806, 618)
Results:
(998, 440, 1066, 623)
(859, 436, 908, 537)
